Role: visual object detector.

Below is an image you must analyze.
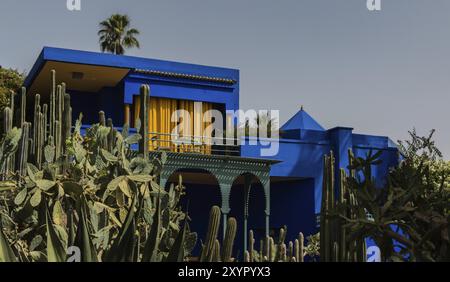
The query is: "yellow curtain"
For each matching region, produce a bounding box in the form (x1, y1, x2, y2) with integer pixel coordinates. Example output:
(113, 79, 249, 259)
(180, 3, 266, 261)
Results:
(133, 96, 212, 154)
(202, 103, 212, 154)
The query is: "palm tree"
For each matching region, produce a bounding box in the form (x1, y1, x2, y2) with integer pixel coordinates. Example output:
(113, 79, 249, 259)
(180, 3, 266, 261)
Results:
(98, 14, 140, 55)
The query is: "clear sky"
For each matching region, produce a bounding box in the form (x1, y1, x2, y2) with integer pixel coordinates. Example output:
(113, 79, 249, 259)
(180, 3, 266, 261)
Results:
(1, 0, 449, 157)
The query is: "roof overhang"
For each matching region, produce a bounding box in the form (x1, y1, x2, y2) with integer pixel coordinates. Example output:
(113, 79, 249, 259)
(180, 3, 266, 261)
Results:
(24, 47, 240, 97)
(28, 61, 130, 96)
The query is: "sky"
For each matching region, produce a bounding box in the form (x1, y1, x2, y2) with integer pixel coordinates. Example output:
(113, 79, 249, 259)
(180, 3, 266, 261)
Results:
(0, 0, 449, 158)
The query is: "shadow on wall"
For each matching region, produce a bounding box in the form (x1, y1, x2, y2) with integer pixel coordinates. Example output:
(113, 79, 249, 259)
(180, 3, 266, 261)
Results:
(170, 170, 222, 256)
(270, 178, 317, 242)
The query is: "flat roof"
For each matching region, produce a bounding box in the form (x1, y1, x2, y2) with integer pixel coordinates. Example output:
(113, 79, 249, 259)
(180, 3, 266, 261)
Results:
(24, 47, 239, 95)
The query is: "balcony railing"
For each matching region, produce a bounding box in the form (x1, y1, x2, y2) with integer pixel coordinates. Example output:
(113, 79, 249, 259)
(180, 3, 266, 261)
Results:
(79, 125, 241, 156)
(147, 132, 241, 156)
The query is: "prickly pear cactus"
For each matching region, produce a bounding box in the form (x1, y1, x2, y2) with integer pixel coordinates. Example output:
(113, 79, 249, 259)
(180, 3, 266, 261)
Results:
(0, 70, 196, 262)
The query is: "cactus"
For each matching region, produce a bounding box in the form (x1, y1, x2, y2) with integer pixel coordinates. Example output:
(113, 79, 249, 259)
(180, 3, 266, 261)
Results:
(49, 70, 56, 137)
(107, 118, 115, 152)
(55, 120, 61, 162)
(288, 241, 293, 261)
(9, 92, 14, 127)
(139, 85, 149, 159)
(200, 205, 221, 262)
(99, 110, 106, 126)
(18, 122, 30, 176)
(320, 152, 333, 261)
(280, 243, 287, 262)
(2, 107, 13, 175)
(319, 151, 366, 262)
(20, 87, 26, 127)
(42, 104, 48, 143)
(264, 235, 270, 261)
(244, 250, 250, 262)
(268, 236, 275, 262)
(248, 229, 255, 262)
(0, 70, 194, 262)
(222, 217, 237, 262)
(56, 85, 62, 125)
(259, 239, 264, 261)
(63, 93, 71, 151)
(32, 94, 40, 156)
(35, 110, 43, 169)
(212, 239, 221, 262)
(298, 232, 304, 262)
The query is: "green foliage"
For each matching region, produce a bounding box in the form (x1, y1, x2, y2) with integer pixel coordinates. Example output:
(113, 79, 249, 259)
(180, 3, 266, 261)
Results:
(0, 70, 196, 262)
(340, 130, 450, 262)
(320, 151, 367, 262)
(0, 67, 25, 115)
(198, 206, 307, 262)
(304, 232, 320, 260)
(241, 111, 278, 138)
(98, 14, 140, 55)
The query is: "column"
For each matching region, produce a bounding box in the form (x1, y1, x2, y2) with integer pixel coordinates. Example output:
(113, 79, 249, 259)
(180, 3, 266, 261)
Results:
(219, 182, 232, 240)
(263, 179, 271, 237)
(243, 174, 252, 253)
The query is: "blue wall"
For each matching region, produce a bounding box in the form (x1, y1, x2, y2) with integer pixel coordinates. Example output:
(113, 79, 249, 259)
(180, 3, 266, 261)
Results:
(68, 83, 124, 126)
(241, 127, 400, 239)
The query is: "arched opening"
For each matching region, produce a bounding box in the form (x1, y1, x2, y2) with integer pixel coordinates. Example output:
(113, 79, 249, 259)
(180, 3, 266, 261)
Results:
(229, 173, 266, 258)
(164, 168, 221, 256)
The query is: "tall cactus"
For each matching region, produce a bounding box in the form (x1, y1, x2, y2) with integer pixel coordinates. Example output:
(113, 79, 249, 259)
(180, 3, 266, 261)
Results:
(9, 92, 14, 125)
(298, 232, 304, 262)
(248, 229, 255, 262)
(320, 152, 333, 261)
(200, 205, 221, 262)
(32, 94, 40, 156)
(222, 217, 237, 262)
(42, 104, 48, 143)
(56, 85, 63, 147)
(50, 70, 56, 138)
(18, 122, 30, 176)
(20, 87, 26, 127)
(107, 118, 115, 152)
(2, 107, 13, 175)
(35, 109, 43, 168)
(319, 151, 366, 262)
(55, 120, 61, 162)
(139, 85, 149, 159)
(99, 111, 106, 127)
(63, 93, 72, 152)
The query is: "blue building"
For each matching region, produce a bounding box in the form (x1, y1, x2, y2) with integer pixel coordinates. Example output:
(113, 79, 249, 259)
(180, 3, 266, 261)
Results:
(25, 47, 399, 255)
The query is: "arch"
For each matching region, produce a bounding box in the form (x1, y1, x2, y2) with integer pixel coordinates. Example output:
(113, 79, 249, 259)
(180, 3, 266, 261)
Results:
(229, 172, 267, 256)
(164, 168, 222, 256)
